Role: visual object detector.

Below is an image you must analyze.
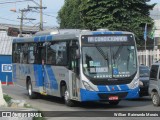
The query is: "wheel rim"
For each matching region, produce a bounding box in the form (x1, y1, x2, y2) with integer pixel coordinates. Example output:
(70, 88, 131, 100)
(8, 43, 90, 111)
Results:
(64, 90, 69, 102)
(28, 84, 32, 96)
(153, 95, 158, 105)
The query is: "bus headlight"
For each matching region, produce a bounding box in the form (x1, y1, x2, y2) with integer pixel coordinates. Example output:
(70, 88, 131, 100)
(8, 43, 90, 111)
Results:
(82, 81, 95, 91)
(139, 81, 143, 87)
(128, 78, 139, 89)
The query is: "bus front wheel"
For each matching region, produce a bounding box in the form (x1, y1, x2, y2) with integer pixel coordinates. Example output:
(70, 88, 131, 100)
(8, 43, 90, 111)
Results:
(64, 88, 75, 107)
(27, 80, 37, 99)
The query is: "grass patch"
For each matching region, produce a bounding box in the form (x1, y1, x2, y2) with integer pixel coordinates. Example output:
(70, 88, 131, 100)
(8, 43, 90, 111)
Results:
(3, 94, 12, 103)
(32, 110, 45, 120)
(24, 103, 32, 108)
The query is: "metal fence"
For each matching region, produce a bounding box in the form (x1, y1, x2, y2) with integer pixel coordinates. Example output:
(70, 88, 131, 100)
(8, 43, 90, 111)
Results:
(138, 49, 160, 67)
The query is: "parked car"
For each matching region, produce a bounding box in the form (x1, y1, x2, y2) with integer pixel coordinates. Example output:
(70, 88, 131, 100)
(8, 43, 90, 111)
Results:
(139, 65, 150, 97)
(149, 63, 160, 106)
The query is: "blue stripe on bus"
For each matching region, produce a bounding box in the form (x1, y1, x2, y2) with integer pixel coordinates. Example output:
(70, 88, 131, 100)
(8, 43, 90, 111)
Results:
(12, 64, 17, 82)
(40, 36, 46, 42)
(45, 65, 58, 90)
(97, 86, 108, 92)
(113, 32, 123, 34)
(46, 35, 53, 41)
(108, 85, 119, 91)
(33, 65, 39, 86)
(34, 37, 39, 42)
(93, 31, 113, 35)
(119, 84, 129, 90)
(44, 68, 49, 88)
(97, 84, 129, 92)
(34, 65, 43, 86)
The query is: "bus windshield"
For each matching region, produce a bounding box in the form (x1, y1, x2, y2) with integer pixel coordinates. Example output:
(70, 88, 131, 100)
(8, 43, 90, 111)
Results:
(82, 45, 137, 79)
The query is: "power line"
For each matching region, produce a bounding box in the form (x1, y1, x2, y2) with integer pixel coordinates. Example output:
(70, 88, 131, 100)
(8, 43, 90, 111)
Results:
(18, 8, 36, 36)
(28, 0, 47, 31)
(0, 0, 32, 4)
(31, 10, 56, 18)
(0, 17, 19, 22)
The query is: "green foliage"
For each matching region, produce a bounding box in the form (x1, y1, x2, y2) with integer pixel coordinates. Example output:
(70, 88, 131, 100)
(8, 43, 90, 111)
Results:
(3, 94, 12, 103)
(80, 0, 155, 45)
(57, 0, 156, 45)
(57, 0, 83, 28)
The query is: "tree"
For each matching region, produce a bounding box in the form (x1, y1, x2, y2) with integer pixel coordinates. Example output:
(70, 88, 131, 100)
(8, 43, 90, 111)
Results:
(79, 0, 155, 45)
(57, 0, 83, 29)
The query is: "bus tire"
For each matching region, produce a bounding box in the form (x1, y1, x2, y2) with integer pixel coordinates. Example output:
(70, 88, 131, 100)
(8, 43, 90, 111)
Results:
(109, 100, 120, 105)
(27, 80, 37, 99)
(64, 88, 75, 107)
(152, 92, 160, 106)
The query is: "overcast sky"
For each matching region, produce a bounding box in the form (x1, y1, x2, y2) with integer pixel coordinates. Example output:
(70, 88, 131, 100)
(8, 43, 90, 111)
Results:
(0, 0, 159, 28)
(0, 0, 65, 27)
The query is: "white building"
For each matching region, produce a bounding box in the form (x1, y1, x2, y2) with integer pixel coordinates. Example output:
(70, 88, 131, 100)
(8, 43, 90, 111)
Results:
(150, 4, 160, 47)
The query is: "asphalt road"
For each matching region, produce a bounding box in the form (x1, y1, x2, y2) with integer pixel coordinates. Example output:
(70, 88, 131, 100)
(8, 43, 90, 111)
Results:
(2, 85, 160, 120)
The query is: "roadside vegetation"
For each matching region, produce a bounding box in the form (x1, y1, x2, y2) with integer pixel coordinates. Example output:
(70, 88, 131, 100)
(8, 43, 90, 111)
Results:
(3, 94, 12, 104)
(3, 94, 45, 120)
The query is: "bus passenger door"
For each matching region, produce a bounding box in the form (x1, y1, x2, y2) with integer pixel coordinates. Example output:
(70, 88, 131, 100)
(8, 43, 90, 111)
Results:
(69, 41, 80, 99)
(37, 44, 47, 94)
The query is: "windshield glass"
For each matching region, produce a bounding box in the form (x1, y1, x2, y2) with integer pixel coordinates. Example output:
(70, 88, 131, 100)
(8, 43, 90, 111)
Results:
(82, 46, 137, 79)
(139, 66, 150, 77)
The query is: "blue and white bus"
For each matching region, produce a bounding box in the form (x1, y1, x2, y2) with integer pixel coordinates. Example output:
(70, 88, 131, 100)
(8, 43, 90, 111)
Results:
(12, 29, 139, 106)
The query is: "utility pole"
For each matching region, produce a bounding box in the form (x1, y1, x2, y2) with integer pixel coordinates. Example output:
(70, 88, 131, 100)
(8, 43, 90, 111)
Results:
(40, 0, 43, 31)
(18, 8, 36, 37)
(28, 0, 47, 31)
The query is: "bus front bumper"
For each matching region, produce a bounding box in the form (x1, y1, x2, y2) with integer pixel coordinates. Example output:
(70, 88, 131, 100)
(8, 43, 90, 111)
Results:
(80, 88, 139, 102)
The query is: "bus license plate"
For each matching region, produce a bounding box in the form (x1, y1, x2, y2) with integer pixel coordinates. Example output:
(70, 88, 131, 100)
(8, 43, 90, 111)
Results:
(109, 96, 118, 100)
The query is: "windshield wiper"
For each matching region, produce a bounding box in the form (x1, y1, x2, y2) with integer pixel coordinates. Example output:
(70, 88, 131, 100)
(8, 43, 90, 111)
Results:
(96, 46, 108, 60)
(96, 46, 109, 68)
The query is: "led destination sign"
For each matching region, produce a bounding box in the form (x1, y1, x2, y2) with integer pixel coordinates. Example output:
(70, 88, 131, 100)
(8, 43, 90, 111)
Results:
(81, 34, 134, 45)
(88, 36, 127, 43)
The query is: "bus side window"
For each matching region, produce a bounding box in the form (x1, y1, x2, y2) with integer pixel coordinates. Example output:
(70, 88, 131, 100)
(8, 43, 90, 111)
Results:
(28, 44, 35, 64)
(36, 43, 46, 64)
(46, 42, 56, 65)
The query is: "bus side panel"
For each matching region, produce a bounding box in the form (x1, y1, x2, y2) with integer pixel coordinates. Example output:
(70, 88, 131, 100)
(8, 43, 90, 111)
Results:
(14, 64, 26, 87)
(44, 66, 70, 97)
(43, 65, 59, 96)
(32, 64, 44, 92)
(12, 63, 18, 83)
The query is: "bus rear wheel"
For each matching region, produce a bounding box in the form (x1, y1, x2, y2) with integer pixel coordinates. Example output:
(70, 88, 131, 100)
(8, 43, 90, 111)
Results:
(64, 88, 75, 107)
(27, 80, 37, 99)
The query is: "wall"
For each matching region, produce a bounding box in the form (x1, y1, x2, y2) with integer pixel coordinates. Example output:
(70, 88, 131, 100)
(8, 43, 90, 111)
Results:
(0, 55, 12, 84)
